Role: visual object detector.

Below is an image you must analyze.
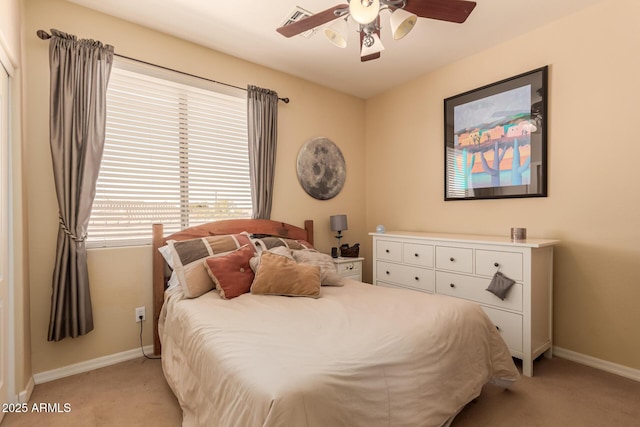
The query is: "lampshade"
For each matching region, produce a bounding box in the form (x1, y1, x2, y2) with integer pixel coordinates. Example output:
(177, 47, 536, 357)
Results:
(330, 214, 348, 232)
(324, 18, 348, 48)
(349, 0, 380, 25)
(361, 33, 385, 57)
(390, 8, 417, 40)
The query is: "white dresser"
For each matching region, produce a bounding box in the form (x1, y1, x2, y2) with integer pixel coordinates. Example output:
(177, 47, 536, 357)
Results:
(370, 231, 558, 377)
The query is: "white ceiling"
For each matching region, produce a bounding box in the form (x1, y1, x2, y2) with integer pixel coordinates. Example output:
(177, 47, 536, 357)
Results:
(67, 0, 601, 99)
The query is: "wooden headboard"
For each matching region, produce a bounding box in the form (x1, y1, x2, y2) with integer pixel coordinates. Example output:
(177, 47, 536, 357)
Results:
(151, 219, 314, 355)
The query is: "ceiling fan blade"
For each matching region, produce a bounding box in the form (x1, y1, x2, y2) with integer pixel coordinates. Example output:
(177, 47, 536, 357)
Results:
(276, 5, 347, 38)
(404, 0, 477, 24)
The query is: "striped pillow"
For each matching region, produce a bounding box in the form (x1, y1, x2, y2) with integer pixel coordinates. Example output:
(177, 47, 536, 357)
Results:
(252, 236, 314, 252)
(168, 232, 255, 298)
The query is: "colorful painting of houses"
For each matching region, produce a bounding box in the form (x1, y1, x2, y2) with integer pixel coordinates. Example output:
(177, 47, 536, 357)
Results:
(450, 85, 535, 191)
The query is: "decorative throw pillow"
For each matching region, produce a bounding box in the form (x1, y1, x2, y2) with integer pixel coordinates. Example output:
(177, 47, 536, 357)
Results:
(286, 239, 315, 250)
(204, 245, 256, 300)
(249, 246, 293, 273)
(250, 251, 321, 298)
(168, 232, 255, 298)
(252, 236, 314, 252)
(486, 271, 516, 300)
(292, 249, 345, 286)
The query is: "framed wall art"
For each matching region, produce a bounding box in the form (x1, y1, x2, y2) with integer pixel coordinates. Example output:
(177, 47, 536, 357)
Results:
(296, 137, 346, 200)
(444, 66, 548, 200)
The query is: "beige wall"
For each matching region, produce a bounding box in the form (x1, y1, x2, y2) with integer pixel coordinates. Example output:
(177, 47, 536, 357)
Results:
(365, 0, 640, 370)
(24, 0, 366, 374)
(22, 0, 639, 377)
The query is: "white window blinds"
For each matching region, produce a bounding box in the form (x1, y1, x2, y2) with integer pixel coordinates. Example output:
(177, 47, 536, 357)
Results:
(88, 59, 251, 248)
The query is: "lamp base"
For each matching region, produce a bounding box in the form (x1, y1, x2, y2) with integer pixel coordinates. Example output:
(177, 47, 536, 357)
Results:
(331, 247, 338, 258)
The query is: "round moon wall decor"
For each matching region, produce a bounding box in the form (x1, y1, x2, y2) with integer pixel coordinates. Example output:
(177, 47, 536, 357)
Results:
(296, 137, 346, 200)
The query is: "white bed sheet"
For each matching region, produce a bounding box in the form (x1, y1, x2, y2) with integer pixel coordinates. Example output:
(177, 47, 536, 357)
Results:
(160, 280, 519, 427)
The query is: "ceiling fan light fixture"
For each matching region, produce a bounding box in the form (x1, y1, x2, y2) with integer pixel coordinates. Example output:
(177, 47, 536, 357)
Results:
(361, 33, 385, 57)
(390, 8, 417, 40)
(349, 0, 380, 25)
(275, 1, 478, 62)
(323, 18, 349, 48)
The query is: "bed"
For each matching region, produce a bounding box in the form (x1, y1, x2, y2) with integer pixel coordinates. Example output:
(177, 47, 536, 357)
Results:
(152, 219, 519, 427)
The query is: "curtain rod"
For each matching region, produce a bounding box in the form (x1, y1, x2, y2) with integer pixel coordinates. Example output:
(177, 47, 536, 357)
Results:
(36, 30, 290, 104)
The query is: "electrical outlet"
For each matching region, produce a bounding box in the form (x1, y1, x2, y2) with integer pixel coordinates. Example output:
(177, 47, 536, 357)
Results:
(135, 306, 145, 323)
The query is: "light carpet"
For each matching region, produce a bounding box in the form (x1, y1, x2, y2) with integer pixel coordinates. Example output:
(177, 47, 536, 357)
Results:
(3, 356, 639, 426)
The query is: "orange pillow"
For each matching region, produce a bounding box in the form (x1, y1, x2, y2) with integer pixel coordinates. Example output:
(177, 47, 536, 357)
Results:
(204, 245, 256, 299)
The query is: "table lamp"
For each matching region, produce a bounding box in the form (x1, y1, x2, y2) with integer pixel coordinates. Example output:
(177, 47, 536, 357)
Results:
(330, 214, 348, 257)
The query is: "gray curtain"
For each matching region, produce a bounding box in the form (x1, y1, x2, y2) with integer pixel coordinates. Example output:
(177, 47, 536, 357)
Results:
(247, 85, 279, 219)
(47, 29, 114, 341)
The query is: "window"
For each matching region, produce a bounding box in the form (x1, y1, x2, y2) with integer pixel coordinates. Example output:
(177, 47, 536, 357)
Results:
(88, 59, 251, 248)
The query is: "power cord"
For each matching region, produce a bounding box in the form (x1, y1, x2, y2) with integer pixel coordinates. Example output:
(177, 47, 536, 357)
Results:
(139, 315, 161, 360)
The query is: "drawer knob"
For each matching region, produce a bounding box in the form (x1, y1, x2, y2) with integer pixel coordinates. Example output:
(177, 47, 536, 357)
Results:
(386, 249, 390, 253)
(496, 325, 501, 331)
(449, 283, 455, 288)
(348, 265, 354, 270)
(414, 276, 419, 281)
(494, 262, 500, 267)
(414, 253, 419, 257)
(450, 257, 455, 262)
(386, 271, 390, 275)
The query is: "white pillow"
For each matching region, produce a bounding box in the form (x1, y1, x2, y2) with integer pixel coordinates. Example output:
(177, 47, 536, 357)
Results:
(158, 244, 175, 269)
(292, 250, 345, 286)
(166, 271, 180, 290)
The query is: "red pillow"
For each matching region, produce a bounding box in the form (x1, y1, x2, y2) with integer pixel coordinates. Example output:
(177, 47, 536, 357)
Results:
(203, 245, 256, 299)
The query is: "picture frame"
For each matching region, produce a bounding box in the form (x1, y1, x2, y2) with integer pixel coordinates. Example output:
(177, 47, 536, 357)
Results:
(444, 66, 548, 201)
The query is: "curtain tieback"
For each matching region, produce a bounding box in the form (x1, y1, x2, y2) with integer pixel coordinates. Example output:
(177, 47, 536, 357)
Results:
(59, 215, 87, 242)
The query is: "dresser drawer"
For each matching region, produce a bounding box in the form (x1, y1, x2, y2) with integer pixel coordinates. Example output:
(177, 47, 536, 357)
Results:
(376, 281, 403, 290)
(435, 271, 523, 312)
(481, 306, 523, 353)
(403, 243, 434, 268)
(476, 250, 523, 281)
(342, 273, 361, 281)
(335, 260, 362, 276)
(435, 246, 473, 273)
(376, 281, 433, 293)
(376, 261, 434, 293)
(376, 240, 402, 262)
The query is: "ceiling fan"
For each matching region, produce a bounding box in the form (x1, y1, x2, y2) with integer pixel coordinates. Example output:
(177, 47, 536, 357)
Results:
(276, 0, 477, 62)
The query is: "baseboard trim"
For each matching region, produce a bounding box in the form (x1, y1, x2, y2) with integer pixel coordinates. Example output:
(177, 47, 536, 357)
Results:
(33, 345, 155, 385)
(554, 346, 640, 382)
(18, 376, 34, 403)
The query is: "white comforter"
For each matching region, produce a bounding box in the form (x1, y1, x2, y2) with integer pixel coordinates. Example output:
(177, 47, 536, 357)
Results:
(160, 280, 519, 427)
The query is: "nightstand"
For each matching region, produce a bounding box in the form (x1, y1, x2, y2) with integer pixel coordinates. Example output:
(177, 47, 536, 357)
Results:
(332, 257, 364, 281)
